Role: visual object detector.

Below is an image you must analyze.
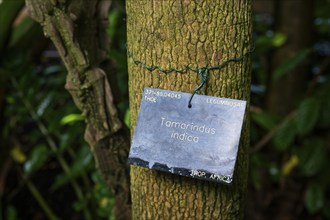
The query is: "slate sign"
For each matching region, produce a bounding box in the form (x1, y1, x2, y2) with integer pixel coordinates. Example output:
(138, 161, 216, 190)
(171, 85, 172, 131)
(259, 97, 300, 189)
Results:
(128, 87, 246, 184)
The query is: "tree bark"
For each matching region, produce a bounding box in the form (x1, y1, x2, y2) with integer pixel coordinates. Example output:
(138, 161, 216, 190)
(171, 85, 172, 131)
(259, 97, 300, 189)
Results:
(25, 1, 131, 219)
(127, 0, 252, 219)
(267, 0, 313, 115)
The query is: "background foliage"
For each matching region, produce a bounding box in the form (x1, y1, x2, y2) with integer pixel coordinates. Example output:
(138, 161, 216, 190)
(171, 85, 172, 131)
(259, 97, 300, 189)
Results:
(249, 0, 330, 219)
(0, 0, 329, 219)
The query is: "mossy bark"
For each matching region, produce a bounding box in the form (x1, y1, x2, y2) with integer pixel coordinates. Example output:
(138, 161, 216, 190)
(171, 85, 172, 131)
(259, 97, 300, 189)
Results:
(25, 1, 131, 219)
(127, 0, 252, 219)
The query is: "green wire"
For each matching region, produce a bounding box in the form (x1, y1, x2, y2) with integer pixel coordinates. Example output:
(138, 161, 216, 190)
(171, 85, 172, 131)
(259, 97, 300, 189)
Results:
(127, 44, 254, 107)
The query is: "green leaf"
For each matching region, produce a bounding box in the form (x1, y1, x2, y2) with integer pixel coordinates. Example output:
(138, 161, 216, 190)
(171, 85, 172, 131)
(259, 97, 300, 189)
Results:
(296, 98, 320, 135)
(6, 205, 17, 220)
(273, 117, 297, 151)
(251, 111, 279, 130)
(255, 32, 287, 49)
(124, 110, 131, 128)
(305, 183, 325, 214)
(297, 139, 326, 176)
(44, 65, 63, 75)
(51, 173, 69, 191)
(273, 48, 311, 81)
(9, 16, 34, 47)
(0, 0, 25, 51)
(250, 154, 265, 190)
(51, 145, 92, 191)
(107, 9, 121, 40)
(282, 154, 299, 177)
(24, 145, 49, 174)
(70, 145, 92, 176)
(59, 133, 70, 152)
(271, 32, 287, 47)
(37, 95, 53, 117)
(73, 199, 87, 212)
(60, 114, 84, 125)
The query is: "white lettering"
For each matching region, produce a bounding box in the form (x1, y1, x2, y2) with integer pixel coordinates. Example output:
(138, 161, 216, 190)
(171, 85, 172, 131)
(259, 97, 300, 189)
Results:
(206, 98, 244, 107)
(144, 89, 181, 100)
(171, 132, 199, 143)
(144, 96, 156, 102)
(160, 117, 216, 135)
(190, 170, 206, 177)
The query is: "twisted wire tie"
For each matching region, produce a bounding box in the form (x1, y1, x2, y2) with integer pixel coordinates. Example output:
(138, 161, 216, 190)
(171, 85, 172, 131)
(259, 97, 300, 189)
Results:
(128, 45, 254, 108)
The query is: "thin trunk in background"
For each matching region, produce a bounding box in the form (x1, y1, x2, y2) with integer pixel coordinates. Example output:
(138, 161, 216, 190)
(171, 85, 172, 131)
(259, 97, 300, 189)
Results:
(267, 0, 314, 115)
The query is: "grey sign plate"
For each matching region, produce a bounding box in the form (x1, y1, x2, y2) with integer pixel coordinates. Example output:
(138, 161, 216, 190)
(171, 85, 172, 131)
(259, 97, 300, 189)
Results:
(128, 87, 246, 184)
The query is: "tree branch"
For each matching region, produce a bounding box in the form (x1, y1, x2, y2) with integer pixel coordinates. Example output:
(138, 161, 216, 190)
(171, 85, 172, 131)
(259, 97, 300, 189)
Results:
(25, 0, 131, 219)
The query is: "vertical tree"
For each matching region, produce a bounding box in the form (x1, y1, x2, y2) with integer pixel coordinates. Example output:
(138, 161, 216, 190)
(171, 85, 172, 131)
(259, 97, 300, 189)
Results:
(265, 1, 315, 219)
(267, 0, 314, 115)
(127, 0, 252, 219)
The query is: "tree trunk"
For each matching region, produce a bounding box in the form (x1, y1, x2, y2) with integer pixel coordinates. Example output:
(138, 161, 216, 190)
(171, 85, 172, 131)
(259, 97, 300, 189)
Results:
(25, 1, 131, 219)
(267, 0, 313, 115)
(127, 0, 252, 219)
